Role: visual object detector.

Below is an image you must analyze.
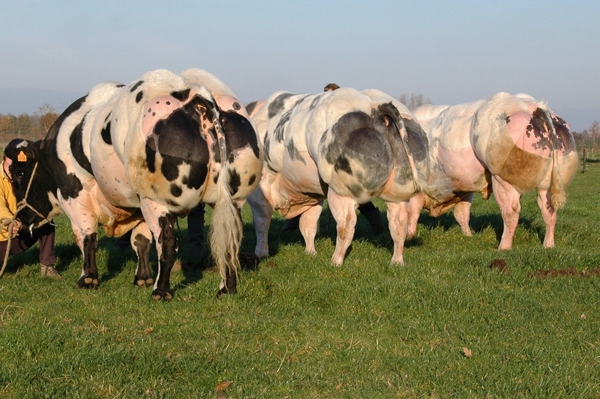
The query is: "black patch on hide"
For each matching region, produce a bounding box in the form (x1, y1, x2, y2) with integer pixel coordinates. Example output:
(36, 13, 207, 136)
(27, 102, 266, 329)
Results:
(245, 101, 258, 115)
(229, 169, 241, 196)
(171, 89, 190, 102)
(146, 144, 156, 173)
(526, 108, 553, 151)
(101, 121, 112, 145)
(552, 115, 576, 154)
(286, 138, 306, 164)
(401, 116, 428, 163)
(70, 116, 94, 175)
(170, 183, 182, 197)
(219, 110, 260, 160)
(309, 94, 324, 110)
(274, 110, 292, 143)
(326, 111, 393, 191)
(268, 92, 294, 118)
(334, 155, 352, 175)
(145, 99, 210, 190)
(130, 80, 144, 92)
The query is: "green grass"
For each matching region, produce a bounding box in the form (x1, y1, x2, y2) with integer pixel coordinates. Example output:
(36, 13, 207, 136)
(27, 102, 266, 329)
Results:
(1, 162, 599, 398)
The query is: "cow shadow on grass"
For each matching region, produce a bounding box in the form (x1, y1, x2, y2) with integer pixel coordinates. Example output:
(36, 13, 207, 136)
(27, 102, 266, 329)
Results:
(99, 231, 211, 289)
(267, 206, 545, 262)
(413, 211, 542, 246)
(266, 208, 391, 261)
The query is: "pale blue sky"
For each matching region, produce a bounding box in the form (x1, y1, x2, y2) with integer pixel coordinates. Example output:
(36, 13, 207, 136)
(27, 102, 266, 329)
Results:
(1, 0, 598, 131)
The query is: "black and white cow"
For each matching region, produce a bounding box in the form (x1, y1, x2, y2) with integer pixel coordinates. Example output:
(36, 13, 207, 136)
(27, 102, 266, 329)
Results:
(5, 69, 261, 299)
(246, 88, 449, 265)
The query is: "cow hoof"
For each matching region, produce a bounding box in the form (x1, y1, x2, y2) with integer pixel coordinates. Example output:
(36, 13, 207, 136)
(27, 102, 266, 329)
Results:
(151, 290, 173, 301)
(134, 278, 154, 287)
(216, 286, 237, 297)
(76, 276, 99, 289)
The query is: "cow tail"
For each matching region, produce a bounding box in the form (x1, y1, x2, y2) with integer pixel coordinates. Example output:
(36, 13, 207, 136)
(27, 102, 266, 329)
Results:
(208, 115, 243, 293)
(388, 116, 423, 194)
(390, 115, 451, 203)
(541, 108, 567, 210)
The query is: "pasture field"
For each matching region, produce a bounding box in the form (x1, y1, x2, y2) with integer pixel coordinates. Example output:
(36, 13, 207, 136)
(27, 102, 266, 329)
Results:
(0, 161, 599, 398)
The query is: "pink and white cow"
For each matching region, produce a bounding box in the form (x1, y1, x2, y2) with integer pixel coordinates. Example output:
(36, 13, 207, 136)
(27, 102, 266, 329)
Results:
(246, 88, 450, 265)
(408, 92, 578, 249)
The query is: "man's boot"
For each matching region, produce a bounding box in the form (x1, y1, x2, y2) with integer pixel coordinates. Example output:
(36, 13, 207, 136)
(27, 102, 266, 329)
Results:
(41, 264, 62, 279)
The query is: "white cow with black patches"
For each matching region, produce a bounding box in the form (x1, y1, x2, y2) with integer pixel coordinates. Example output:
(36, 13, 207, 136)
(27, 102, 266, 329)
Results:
(408, 92, 578, 250)
(6, 69, 261, 299)
(247, 88, 449, 265)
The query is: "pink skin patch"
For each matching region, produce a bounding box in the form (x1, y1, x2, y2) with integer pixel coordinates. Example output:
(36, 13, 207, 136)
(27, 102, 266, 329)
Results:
(506, 112, 552, 158)
(437, 145, 486, 192)
(214, 94, 248, 117)
(94, 150, 132, 205)
(141, 95, 185, 138)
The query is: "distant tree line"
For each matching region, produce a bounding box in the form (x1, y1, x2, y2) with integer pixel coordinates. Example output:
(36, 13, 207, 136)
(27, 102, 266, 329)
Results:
(398, 93, 432, 111)
(0, 104, 58, 148)
(576, 120, 600, 151)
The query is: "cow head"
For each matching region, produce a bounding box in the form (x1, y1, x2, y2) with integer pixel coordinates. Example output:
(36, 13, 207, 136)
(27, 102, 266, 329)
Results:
(4, 140, 60, 230)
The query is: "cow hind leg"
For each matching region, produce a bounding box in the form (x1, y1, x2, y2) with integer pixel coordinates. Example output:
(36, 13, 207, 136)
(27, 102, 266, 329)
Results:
(247, 188, 274, 259)
(327, 190, 358, 266)
(151, 214, 177, 301)
(385, 201, 408, 265)
(492, 175, 521, 250)
(537, 188, 557, 248)
(407, 194, 424, 240)
(76, 233, 99, 289)
(453, 194, 474, 237)
(299, 203, 323, 255)
(131, 222, 154, 287)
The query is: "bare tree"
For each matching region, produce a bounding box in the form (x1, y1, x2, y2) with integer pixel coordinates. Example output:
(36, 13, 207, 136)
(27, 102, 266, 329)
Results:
(0, 115, 10, 137)
(398, 93, 432, 111)
(37, 104, 58, 134)
(588, 120, 600, 147)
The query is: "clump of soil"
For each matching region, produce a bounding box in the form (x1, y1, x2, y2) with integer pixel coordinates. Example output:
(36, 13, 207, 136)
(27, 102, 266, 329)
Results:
(489, 259, 510, 273)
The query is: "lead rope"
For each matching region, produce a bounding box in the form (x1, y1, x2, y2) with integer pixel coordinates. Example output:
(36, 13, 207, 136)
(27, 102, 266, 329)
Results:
(15, 162, 53, 227)
(0, 219, 16, 278)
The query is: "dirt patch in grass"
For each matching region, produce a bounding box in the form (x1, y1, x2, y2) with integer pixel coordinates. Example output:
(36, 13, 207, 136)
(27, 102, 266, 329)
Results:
(489, 259, 510, 273)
